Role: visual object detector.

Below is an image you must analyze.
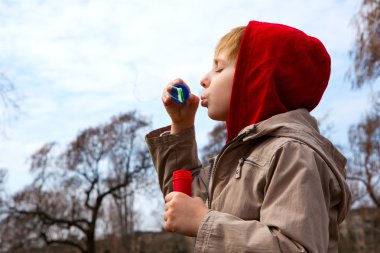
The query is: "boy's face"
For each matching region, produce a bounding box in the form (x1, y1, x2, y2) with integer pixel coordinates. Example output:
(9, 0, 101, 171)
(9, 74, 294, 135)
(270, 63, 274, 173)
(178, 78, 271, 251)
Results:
(200, 52, 235, 121)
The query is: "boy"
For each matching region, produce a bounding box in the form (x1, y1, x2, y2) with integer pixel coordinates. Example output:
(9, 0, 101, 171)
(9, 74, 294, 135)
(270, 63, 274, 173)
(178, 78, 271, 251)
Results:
(145, 21, 351, 253)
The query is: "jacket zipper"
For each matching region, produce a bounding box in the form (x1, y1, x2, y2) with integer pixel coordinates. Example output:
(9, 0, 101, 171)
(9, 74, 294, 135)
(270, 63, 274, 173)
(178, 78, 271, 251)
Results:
(235, 158, 244, 179)
(207, 132, 247, 208)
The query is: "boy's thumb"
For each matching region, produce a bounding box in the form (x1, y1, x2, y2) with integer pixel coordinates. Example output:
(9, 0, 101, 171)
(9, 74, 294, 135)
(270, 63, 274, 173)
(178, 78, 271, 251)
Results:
(189, 94, 199, 105)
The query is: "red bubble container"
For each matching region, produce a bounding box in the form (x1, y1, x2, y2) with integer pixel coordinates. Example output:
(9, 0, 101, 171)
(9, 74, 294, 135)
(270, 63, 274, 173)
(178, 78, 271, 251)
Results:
(173, 170, 192, 196)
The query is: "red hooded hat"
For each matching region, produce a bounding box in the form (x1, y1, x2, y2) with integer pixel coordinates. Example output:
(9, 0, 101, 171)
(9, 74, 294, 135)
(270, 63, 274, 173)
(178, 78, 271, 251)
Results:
(226, 21, 331, 142)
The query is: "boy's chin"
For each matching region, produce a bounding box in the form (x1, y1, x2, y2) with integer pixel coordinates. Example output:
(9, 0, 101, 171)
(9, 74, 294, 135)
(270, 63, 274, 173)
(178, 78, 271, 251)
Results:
(208, 111, 227, 121)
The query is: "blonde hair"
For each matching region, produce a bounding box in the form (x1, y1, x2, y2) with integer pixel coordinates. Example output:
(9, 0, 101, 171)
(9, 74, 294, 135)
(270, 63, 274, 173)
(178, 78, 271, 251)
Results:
(214, 26, 246, 65)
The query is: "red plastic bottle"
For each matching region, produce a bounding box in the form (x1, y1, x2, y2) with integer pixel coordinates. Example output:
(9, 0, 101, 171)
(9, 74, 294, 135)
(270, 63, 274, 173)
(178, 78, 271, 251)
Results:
(172, 170, 192, 196)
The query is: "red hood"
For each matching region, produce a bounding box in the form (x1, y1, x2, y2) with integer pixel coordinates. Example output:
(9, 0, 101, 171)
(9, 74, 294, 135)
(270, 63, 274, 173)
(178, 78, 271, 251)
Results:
(226, 21, 331, 142)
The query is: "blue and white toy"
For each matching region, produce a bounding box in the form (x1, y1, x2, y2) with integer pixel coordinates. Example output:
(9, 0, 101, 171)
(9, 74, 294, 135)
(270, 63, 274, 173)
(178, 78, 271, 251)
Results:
(169, 83, 190, 104)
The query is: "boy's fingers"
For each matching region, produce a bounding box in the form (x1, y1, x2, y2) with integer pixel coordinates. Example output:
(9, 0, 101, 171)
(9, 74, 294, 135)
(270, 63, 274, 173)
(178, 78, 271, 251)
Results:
(162, 91, 175, 106)
(164, 221, 174, 233)
(165, 84, 173, 92)
(164, 208, 169, 221)
(188, 94, 199, 104)
(187, 94, 200, 109)
(169, 78, 190, 93)
(162, 95, 168, 105)
(167, 78, 184, 90)
(171, 78, 185, 86)
(165, 191, 175, 202)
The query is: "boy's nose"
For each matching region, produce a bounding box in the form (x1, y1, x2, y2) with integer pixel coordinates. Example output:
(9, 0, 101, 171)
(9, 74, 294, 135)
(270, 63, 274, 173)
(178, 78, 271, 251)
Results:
(200, 74, 211, 88)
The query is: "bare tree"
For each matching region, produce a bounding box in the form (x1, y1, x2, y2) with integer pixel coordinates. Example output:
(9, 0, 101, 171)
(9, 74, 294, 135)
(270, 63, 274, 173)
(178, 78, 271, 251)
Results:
(348, 0, 380, 88)
(1, 111, 153, 253)
(348, 100, 380, 207)
(346, 0, 380, 205)
(340, 1, 380, 250)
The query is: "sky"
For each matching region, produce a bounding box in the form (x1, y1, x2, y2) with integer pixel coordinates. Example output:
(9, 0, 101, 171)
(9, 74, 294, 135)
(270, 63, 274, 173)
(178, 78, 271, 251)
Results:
(0, 0, 374, 228)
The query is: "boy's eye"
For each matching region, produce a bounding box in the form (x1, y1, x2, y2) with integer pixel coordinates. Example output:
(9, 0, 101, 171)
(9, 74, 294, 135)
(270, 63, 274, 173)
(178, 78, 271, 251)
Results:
(215, 68, 224, 73)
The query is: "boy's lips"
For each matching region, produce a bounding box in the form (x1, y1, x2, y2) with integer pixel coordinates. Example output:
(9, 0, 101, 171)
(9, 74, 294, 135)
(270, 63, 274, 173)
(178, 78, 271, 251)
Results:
(201, 96, 208, 107)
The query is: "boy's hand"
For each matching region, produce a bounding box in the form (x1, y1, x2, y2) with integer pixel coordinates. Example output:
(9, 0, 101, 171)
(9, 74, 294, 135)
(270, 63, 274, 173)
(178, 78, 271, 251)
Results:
(162, 78, 199, 134)
(164, 192, 208, 237)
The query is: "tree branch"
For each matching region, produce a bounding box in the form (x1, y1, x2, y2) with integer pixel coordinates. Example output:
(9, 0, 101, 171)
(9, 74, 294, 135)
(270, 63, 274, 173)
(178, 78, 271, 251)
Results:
(12, 207, 89, 234)
(84, 177, 98, 210)
(41, 231, 85, 253)
(347, 175, 369, 187)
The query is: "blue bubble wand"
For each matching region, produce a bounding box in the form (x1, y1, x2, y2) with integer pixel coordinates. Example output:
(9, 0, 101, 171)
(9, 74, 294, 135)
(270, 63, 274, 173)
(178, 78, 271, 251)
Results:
(169, 83, 190, 104)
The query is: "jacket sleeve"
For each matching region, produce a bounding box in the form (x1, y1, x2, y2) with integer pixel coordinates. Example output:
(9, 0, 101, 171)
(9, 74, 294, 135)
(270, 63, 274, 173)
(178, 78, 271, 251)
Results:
(195, 141, 335, 253)
(145, 126, 209, 201)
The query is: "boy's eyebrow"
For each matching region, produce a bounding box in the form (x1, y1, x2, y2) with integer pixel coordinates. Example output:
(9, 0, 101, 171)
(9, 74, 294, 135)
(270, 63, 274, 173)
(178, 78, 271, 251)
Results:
(213, 58, 226, 67)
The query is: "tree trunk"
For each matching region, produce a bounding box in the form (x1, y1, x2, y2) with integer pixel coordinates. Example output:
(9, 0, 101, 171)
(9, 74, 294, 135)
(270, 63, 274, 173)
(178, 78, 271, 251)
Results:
(87, 232, 96, 253)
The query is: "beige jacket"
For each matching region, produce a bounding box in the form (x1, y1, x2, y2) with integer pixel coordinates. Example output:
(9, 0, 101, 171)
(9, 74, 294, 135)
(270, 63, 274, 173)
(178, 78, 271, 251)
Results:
(145, 109, 351, 253)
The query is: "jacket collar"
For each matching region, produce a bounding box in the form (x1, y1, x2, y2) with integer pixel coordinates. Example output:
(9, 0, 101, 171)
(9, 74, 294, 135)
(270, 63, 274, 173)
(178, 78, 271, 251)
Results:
(238, 108, 318, 140)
